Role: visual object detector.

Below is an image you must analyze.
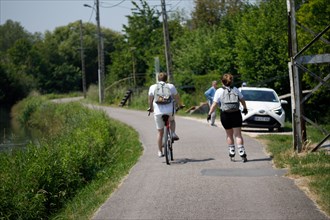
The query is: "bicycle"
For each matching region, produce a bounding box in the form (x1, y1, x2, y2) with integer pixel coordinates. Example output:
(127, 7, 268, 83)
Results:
(148, 105, 184, 165)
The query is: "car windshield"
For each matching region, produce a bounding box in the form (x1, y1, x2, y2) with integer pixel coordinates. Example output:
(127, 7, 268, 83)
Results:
(241, 90, 279, 102)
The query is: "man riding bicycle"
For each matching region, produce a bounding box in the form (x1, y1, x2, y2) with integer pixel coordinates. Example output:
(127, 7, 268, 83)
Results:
(148, 72, 183, 157)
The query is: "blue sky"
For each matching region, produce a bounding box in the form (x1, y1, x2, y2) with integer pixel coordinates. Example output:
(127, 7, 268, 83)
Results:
(0, 0, 194, 33)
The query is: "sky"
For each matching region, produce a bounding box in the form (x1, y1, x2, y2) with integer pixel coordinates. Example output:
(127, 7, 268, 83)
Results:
(0, 0, 194, 34)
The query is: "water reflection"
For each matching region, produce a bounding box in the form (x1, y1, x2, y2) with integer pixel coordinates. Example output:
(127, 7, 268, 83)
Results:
(0, 107, 30, 152)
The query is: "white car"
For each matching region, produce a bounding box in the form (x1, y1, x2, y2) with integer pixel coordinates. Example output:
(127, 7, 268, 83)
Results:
(239, 87, 288, 131)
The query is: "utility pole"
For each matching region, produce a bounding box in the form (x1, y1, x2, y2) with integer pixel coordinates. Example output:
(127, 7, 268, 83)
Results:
(160, 0, 173, 83)
(155, 57, 160, 82)
(287, 0, 305, 152)
(96, 0, 105, 103)
(79, 20, 87, 98)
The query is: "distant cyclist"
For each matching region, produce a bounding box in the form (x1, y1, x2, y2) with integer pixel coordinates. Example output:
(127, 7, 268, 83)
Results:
(148, 72, 183, 157)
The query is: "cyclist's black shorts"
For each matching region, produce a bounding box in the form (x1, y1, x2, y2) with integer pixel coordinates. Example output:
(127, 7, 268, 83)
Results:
(220, 110, 242, 129)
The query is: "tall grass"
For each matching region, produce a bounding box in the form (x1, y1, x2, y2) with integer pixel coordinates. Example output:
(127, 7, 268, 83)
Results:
(0, 96, 143, 219)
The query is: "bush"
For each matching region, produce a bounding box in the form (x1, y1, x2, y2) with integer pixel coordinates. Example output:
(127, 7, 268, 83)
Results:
(0, 96, 133, 219)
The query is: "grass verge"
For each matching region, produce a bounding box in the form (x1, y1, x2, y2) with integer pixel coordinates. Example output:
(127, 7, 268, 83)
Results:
(1, 96, 143, 219)
(51, 118, 142, 220)
(257, 128, 330, 217)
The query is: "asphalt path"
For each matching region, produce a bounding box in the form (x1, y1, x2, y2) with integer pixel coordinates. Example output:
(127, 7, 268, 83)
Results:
(91, 106, 328, 220)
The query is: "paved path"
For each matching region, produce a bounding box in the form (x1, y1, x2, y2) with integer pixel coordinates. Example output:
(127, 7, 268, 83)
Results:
(91, 106, 328, 220)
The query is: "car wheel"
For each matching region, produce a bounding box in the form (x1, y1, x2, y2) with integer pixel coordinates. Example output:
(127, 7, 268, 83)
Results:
(268, 128, 274, 132)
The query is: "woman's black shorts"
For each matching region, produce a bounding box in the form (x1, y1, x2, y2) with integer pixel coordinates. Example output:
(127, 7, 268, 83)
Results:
(220, 110, 242, 129)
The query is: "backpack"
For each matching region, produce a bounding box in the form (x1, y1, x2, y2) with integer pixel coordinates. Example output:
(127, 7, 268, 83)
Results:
(220, 87, 240, 112)
(154, 82, 172, 105)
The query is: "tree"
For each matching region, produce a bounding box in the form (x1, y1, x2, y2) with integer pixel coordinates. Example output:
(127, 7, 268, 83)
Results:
(235, 0, 289, 95)
(111, 0, 163, 86)
(191, 0, 246, 29)
(0, 21, 39, 105)
(191, 0, 222, 28)
(0, 20, 31, 52)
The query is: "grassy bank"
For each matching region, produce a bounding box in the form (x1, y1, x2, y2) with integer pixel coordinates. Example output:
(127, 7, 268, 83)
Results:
(0, 96, 143, 219)
(257, 127, 330, 217)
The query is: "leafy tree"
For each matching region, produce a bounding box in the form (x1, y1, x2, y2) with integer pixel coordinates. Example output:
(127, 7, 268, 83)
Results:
(191, 0, 246, 28)
(0, 20, 31, 52)
(110, 0, 163, 87)
(0, 21, 40, 105)
(191, 0, 222, 28)
(34, 22, 121, 93)
(235, 0, 289, 95)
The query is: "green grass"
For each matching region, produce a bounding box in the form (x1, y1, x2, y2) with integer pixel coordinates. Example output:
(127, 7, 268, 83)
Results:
(51, 118, 142, 220)
(1, 96, 143, 220)
(257, 126, 330, 217)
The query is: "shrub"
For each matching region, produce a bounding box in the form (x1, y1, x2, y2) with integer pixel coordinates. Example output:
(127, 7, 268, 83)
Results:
(0, 96, 129, 219)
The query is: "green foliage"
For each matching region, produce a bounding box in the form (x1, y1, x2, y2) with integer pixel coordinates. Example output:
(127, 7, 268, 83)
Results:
(235, 0, 289, 94)
(191, 0, 222, 28)
(118, 0, 163, 86)
(11, 93, 47, 127)
(191, 0, 245, 29)
(128, 88, 149, 110)
(1, 0, 329, 122)
(51, 117, 142, 220)
(0, 20, 31, 52)
(0, 96, 143, 219)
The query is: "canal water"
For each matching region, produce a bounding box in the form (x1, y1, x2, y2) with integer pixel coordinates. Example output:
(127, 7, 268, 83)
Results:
(0, 106, 29, 152)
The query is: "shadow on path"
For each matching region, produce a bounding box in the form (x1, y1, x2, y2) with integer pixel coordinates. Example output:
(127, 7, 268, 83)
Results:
(169, 158, 215, 165)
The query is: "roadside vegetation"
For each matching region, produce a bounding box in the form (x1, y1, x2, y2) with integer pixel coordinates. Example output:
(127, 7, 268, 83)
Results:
(0, 0, 329, 218)
(0, 95, 142, 219)
(257, 126, 330, 217)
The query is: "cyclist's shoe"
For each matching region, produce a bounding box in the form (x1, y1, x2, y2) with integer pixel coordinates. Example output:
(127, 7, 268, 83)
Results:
(238, 147, 248, 163)
(228, 145, 235, 158)
(172, 133, 179, 141)
(158, 151, 164, 157)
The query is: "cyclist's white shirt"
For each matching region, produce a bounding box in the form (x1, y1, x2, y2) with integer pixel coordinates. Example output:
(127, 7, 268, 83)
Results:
(213, 86, 243, 104)
(148, 81, 178, 116)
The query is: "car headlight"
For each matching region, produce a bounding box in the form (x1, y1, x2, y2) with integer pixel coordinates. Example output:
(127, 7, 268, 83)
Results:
(273, 107, 283, 115)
